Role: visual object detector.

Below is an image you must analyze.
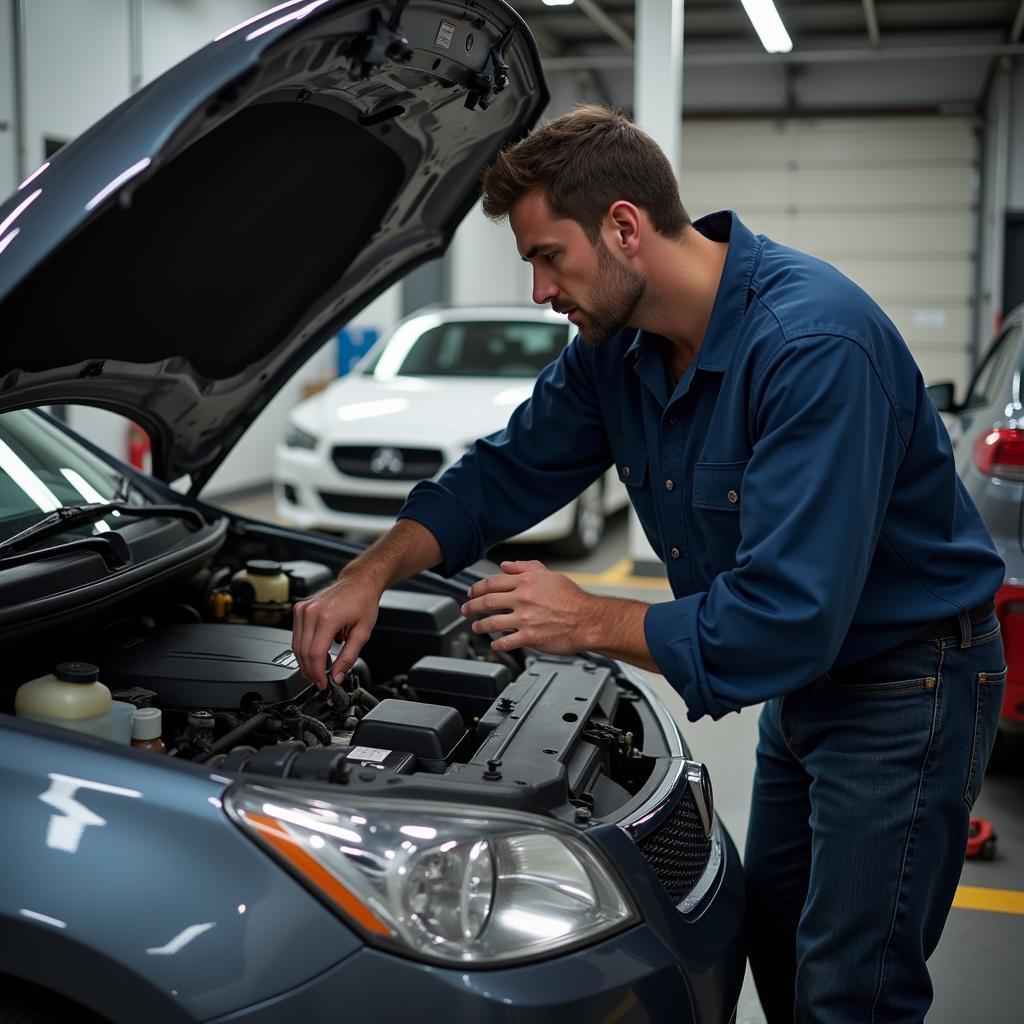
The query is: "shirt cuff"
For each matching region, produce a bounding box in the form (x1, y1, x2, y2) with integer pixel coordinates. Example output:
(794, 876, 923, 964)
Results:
(643, 596, 729, 722)
(397, 481, 483, 577)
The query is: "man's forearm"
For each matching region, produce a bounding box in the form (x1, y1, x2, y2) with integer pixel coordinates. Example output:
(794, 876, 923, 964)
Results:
(580, 592, 660, 674)
(340, 518, 444, 591)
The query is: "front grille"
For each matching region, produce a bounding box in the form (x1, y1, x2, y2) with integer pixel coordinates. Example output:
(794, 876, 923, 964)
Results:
(319, 492, 406, 517)
(331, 445, 444, 481)
(637, 789, 713, 905)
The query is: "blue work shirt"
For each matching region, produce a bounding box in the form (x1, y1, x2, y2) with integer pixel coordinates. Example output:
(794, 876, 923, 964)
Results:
(399, 211, 1004, 721)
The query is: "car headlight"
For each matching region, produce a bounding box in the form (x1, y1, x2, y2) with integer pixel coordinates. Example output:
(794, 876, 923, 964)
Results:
(283, 423, 318, 450)
(226, 785, 637, 965)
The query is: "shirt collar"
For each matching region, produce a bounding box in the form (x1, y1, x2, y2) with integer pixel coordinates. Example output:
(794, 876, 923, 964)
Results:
(624, 210, 763, 372)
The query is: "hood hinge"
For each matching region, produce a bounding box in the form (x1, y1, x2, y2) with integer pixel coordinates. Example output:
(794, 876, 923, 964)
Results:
(465, 26, 513, 111)
(348, 1, 414, 80)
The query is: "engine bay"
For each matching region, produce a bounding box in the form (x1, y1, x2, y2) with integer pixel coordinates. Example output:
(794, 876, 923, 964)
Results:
(5, 538, 670, 825)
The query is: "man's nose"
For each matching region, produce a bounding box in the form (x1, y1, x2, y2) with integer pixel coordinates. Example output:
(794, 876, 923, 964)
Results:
(532, 269, 558, 307)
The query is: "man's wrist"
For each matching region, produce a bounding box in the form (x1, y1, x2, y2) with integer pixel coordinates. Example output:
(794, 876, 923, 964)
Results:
(577, 591, 638, 650)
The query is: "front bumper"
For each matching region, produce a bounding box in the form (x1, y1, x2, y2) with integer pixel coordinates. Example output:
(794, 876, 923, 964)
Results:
(273, 446, 575, 543)
(207, 824, 744, 1024)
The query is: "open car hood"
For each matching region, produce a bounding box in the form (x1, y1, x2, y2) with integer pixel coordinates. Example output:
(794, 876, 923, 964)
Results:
(0, 0, 547, 490)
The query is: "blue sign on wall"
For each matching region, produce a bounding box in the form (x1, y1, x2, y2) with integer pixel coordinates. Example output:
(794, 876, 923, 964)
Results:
(337, 327, 379, 376)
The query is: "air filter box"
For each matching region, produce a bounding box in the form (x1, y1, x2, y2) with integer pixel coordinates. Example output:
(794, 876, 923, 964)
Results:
(351, 698, 465, 772)
(408, 656, 510, 726)
(359, 590, 469, 683)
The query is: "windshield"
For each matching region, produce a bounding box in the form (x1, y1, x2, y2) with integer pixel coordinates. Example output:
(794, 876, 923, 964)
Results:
(362, 319, 570, 379)
(0, 410, 147, 543)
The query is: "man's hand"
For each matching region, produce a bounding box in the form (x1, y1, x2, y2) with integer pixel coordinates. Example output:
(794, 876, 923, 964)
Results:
(462, 559, 660, 672)
(461, 559, 596, 654)
(292, 574, 382, 688)
(291, 519, 444, 688)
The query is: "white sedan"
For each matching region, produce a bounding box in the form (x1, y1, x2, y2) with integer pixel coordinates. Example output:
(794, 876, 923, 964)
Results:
(274, 306, 628, 556)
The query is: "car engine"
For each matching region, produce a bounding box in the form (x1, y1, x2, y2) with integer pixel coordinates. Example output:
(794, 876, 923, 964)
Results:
(6, 541, 669, 825)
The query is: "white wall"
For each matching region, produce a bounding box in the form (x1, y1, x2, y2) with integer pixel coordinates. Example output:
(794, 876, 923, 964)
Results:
(141, 0, 267, 81)
(22, 0, 130, 166)
(449, 201, 532, 307)
(0, 0, 15, 198)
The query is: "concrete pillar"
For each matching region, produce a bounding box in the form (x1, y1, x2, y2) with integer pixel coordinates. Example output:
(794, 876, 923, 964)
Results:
(630, 0, 683, 575)
(449, 200, 532, 307)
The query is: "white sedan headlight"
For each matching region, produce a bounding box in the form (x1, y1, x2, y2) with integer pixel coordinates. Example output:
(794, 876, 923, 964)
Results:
(226, 785, 637, 964)
(283, 423, 318, 450)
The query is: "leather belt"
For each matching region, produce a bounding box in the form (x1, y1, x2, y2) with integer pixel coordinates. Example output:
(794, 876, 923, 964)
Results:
(911, 599, 996, 642)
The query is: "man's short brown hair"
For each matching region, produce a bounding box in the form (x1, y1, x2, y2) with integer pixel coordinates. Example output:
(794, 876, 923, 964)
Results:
(481, 104, 690, 242)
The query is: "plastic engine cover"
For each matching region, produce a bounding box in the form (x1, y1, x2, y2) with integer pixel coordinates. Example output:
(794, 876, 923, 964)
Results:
(98, 623, 311, 709)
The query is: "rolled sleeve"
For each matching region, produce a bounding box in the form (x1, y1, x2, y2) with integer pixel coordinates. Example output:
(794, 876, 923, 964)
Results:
(644, 594, 726, 721)
(646, 334, 906, 721)
(397, 480, 483, 577)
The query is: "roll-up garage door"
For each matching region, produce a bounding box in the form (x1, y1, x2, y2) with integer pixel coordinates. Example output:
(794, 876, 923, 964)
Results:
(680, 116, 977, 391)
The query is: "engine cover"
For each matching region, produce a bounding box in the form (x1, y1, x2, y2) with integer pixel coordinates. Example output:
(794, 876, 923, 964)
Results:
(98, 623, 311, 709)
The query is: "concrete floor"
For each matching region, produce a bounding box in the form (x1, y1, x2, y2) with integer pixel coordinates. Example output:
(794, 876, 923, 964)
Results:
(224, 493, 1023, 1022)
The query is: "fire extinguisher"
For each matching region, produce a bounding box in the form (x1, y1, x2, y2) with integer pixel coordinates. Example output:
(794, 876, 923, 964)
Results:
(127, 421, 151, 471)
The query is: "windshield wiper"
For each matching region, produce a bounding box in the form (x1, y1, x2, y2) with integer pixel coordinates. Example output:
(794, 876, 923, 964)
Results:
(0, 502, 206, 561)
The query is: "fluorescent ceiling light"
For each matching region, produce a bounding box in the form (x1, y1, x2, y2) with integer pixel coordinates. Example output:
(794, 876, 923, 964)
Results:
(541, 1, 575, 6)
(739, 0, 793, 54)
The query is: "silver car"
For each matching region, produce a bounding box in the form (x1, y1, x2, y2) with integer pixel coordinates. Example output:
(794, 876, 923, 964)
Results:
(929, 304, 1024, 748)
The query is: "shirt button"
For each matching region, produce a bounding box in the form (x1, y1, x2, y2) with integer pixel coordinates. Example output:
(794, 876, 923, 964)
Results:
(669, 416, 678, 425)
(727, 489, 739, 504)
(670, 547, 680, 559)
(665, 479, 674, 492)
(622, 465, 631, 479)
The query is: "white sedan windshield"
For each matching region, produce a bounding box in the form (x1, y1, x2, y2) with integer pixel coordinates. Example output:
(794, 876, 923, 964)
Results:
(364, 320, 569, 379)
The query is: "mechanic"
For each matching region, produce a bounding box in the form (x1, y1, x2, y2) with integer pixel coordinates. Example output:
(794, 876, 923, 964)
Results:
(292, 105, 1006, 1023)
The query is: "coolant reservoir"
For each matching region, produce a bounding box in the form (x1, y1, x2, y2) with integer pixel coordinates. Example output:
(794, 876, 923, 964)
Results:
(15, 662, 114, 739)
(231, 559, 291, 626)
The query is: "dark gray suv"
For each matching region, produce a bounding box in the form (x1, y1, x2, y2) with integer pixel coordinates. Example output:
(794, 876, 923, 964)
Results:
(0, 3, 745, 1022)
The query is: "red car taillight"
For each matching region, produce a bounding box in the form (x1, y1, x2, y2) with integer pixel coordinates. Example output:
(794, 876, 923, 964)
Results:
(973, 428, 1024, 480)
(994, 583, 1024, 723)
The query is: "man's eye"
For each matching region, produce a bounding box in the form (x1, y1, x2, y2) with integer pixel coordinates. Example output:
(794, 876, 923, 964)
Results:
(543, 252, 557, 263)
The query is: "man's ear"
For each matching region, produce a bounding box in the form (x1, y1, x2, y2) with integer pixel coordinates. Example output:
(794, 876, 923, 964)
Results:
(606, 201, 641, 256)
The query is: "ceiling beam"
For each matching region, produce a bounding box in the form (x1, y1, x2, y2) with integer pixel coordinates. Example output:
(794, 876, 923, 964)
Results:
(542, 42, 1024, 71)
(862, 0, 880, 46)
(576, 0, 633, 53)
(1012, 0, 1024, 43)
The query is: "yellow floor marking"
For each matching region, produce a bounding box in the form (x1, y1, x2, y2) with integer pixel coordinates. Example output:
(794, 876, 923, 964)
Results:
(598, 557, 635, 583)
(953, 885, 1024, 916)
(566, 558, 672, 591)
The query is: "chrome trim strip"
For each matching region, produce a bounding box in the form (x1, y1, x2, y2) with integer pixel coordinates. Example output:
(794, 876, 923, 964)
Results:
(612, 665, 722, 913)
(679, 820, 723, 914)
(618, 755, 689, 839)
(684, 760, 714, 839)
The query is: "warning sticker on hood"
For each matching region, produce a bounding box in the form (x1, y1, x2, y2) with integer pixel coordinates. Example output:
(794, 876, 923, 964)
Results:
(435, 18, 456, 50)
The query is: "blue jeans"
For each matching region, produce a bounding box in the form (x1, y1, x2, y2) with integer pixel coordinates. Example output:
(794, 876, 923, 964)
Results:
(744, 612, 1005, 1024)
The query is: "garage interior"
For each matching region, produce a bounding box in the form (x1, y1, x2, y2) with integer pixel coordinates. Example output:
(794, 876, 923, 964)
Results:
(2, 2, 1023, 1022)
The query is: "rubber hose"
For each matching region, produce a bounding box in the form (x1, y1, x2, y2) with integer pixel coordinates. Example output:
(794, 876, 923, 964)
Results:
(198, 711, 269, 760)
(297, 712, 332, 746)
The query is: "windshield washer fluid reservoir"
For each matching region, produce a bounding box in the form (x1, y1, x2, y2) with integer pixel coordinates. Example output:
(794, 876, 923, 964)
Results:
(15, 661, 114, 739)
